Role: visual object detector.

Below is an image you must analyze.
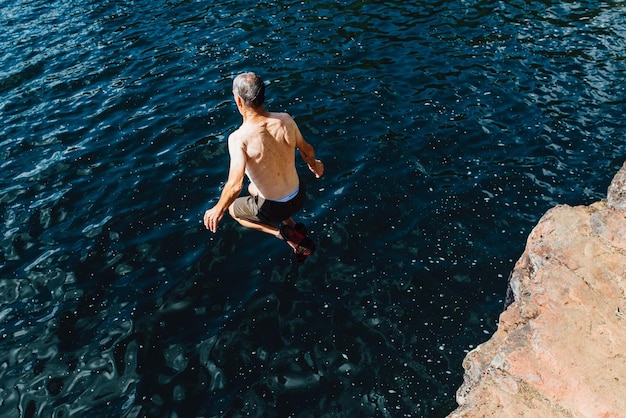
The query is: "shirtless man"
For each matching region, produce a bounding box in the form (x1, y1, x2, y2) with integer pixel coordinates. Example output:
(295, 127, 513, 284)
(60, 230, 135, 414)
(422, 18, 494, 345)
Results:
(203, 72, 324, 258)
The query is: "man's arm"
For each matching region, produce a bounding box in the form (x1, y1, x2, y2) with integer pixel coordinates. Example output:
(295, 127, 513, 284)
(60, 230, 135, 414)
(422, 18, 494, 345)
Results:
(293, 121, 324, 178)
(203, 135, 246, 232)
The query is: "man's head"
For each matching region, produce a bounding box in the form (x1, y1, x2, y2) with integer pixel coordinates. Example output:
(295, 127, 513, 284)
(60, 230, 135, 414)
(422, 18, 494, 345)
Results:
(232, 72, 265, 109)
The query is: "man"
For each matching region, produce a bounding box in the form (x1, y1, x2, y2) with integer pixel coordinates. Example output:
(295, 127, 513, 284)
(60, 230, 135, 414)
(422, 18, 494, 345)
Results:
(203, 72, 324, 260)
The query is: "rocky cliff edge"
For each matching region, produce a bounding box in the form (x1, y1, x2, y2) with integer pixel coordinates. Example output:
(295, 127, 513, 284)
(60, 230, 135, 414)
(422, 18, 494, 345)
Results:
(450, 161, 626, 417)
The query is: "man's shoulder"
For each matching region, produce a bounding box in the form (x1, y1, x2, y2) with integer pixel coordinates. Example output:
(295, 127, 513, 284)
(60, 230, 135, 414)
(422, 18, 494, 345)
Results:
(268, 111, 294, 123)
(228, 130, 240, 141)
(227, 128, 247, 149)
(229, 123, 250, 138)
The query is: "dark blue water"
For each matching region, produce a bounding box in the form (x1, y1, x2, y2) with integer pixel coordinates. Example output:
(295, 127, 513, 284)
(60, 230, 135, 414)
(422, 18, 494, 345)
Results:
(1, 0, 625, 416)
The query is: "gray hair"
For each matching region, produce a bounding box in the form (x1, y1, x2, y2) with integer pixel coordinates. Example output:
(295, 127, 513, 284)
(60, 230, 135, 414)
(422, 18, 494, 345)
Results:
(232, 72, 265, 108)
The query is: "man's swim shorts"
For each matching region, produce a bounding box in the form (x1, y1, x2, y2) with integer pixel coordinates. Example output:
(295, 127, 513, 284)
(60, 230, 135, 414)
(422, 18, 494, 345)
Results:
(231, 183, 306, 224)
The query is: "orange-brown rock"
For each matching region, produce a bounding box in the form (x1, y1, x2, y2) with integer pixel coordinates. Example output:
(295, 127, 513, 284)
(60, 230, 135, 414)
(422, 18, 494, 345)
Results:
(450, 161, 626, 417)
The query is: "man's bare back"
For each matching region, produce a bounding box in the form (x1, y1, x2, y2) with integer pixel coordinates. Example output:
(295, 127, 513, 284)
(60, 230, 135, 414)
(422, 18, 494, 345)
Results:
(232, 111, 300, 201)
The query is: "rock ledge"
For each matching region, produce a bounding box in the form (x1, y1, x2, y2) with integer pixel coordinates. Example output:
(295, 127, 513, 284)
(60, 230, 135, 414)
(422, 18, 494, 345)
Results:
(450, 162, 626, 417)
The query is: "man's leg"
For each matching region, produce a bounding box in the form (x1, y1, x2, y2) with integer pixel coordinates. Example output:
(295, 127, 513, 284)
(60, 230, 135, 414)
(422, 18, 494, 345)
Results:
(236, 217, 280, 237)
(228, 191, 300, 240)
(229, 205, 281, 238)
(229, 211, 303, 243)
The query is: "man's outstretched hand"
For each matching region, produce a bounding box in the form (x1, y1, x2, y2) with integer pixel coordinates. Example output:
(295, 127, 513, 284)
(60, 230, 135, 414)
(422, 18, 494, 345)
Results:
(203, 207, 223, 233)
(309, 159, 324, 178)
